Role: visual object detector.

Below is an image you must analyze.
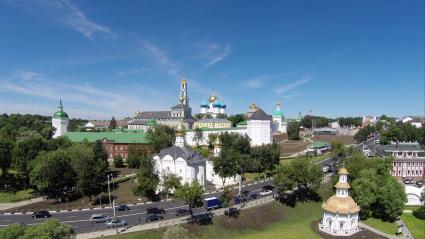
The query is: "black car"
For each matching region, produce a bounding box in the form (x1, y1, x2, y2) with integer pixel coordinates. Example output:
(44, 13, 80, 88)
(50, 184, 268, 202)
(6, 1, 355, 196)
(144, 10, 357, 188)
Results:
(175, 208, 190, 216)
(32, 211, 51, 219)
(248, 192, 258, 200)
(145, 214, 164, 222)
(262, 185, 275, 191)
(241, 190, 250, 197)
(224, 207, 239, 216)
(115, 204, 130, 212)
(146, 207, 166, 214)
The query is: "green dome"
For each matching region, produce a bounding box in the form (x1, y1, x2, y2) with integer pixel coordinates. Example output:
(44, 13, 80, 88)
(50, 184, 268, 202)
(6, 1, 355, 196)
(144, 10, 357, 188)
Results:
(53, 99, 69, 118)
(273, 110, 284, 117)
(54, 110, 68, 118)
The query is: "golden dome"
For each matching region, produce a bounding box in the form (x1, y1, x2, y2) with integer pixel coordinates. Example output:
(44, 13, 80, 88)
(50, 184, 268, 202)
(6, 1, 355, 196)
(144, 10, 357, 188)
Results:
(335, 182, 351, 189)
(175, 121, 186, 136)
(339, 167, 349, 175)
(214, 137, 222, 147)
(322, 195, 360, 214)
(182, 78, 187, 84)
(209, 95, 217, 103)
(249, 103, 257, 109)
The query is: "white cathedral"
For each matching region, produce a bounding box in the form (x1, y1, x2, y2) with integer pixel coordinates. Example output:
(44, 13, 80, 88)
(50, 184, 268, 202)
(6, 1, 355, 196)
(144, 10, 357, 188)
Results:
(200, 93, 226, 118)
(320, 168, 360, 236)
(154, 121, 207, 189)
(52, 100, 69, 138)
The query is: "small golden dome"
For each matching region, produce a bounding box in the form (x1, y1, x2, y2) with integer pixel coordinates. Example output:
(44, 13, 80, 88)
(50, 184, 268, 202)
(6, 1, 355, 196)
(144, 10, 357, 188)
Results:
(249, 103, 257, 109)
(214, 137, 222, 147)
(182, 78, 187, 84)
(339, 167, 349, 175)
(335, 182, 351, 189)
(322, 195, 360, 214)
(175, 121, 186, 136)
(209, 95, 217, 103)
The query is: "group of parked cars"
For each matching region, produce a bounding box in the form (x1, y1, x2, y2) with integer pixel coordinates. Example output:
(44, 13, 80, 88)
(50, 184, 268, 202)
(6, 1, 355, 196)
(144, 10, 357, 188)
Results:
(402, 177, 424, 187)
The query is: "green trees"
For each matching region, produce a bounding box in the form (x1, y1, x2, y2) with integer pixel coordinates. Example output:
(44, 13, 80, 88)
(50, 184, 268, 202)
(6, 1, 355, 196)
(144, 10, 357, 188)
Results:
(251, 143, 280, 176)
(274, 157, 323, 200)
(346, 156, 407, 221)
(337, 117, 362, 127)
(147, 125, 175, 153)
(193, 128, 204, 146)
(220, 186, 235, 219)
(112, 155, 124, 168)
(287, 122, 300, 140)
(219, 132, 250, 154)
(134, 155, 159, 199)
(108, 116, 117, 130)
(160, 173, 182, 197)
(0, 136, 14, 178)
(174, 180, 204, 218)
(227, 114, 246, 127)
(68, 143, 107, 203)
(12, 136, 47, 186)
(0, 220, 74, 239)
(330, 141, 345, 166)
(354, 125, 375, 143)
(29, 150, 75, 198)
(301, 115, 330, 129)
(127, 145, 152, 168)
(213, 149, 240, 187)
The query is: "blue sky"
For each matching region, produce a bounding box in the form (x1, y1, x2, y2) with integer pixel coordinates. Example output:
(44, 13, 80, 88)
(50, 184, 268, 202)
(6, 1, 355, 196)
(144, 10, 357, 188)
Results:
(0, 0, 423, 119)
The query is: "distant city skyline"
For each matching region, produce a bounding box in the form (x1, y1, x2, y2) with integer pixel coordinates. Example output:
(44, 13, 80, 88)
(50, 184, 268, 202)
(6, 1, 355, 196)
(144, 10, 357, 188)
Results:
(0, 0, 423, 119)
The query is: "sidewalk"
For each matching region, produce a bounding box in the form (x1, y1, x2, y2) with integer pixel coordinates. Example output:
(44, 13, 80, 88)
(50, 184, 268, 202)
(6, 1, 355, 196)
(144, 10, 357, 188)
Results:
(76, 196, 275, 239)
(396, 219, 414, 239)
(358, 222, 398, 239)
(0, 197, 44, 211)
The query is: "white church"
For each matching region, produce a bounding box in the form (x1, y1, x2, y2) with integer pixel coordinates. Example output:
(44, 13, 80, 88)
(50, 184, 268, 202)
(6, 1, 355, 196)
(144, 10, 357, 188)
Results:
(320, 167, 360, 236)
(154, 121, 207, 188)
(52, 99, 69, 138)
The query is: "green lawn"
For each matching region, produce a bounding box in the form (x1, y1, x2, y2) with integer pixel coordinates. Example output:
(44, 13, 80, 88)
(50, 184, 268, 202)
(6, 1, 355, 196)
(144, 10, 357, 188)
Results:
(362, 217, 398, 236)
(401, 214, 425, 239)
(0, 189, 35, 203)
(104, 201, 324, 239)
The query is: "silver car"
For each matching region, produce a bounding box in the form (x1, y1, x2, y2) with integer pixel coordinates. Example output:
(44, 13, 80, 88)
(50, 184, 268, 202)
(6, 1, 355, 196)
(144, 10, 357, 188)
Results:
(90, 214, 110, 223)
(105, 219, 127, 228)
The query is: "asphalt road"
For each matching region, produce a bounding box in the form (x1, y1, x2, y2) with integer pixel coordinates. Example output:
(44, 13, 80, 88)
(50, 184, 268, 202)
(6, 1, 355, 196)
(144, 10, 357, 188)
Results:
(0, 135, 378, 234)
(0, 180, 272, 234)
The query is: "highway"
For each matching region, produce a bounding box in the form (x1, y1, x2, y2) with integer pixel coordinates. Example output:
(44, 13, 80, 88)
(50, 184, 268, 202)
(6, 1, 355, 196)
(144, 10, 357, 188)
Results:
(0, 135, 378, 234)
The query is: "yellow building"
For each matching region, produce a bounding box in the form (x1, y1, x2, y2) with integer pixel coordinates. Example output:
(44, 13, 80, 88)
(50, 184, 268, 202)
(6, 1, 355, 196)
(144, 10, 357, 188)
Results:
(193, 118, 232, 129)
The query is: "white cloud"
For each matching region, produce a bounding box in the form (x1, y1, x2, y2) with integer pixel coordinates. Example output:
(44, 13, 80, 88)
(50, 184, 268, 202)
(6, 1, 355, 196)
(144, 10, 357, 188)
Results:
(274, 77, 310, 94)
(141, 41, 182, 77)
(202, 43, 232, 67)
(0, 70, 169, 118)
(12, 0, 112, 40)
(244, 73, 295, 89)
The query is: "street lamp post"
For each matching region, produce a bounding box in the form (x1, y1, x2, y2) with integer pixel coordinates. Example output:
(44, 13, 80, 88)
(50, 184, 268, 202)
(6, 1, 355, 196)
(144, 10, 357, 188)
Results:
(111, 175, 118, 234)
(107, 175, 112, 208)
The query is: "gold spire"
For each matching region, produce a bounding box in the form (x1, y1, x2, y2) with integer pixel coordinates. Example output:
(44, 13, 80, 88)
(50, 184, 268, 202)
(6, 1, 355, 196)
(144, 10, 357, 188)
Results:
(175, 121, 186, 136)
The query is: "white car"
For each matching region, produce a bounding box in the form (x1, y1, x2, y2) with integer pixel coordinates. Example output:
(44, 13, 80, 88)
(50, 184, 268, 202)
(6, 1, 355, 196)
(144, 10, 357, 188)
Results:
(260, 190, 273, 196)
(105, 219, 127, 228)
(90, 214, 110, 223)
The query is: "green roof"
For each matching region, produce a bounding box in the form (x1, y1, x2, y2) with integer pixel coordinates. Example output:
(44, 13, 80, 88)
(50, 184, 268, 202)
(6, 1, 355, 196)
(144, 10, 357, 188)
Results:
(65, 131, 149, 144)
(236, 120, 247, 126)
(311, 141, 329, 148)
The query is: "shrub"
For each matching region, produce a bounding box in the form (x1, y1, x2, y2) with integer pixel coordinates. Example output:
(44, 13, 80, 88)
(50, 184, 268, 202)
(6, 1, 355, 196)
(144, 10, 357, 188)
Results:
(113, 155, 124, 168)
(413, 206, 425, 220)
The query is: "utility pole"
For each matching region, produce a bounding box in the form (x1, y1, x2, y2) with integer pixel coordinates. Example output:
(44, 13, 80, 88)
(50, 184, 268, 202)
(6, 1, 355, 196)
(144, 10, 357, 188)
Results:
(111, 175, 118, 234)
(107, 175, 112, 208)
